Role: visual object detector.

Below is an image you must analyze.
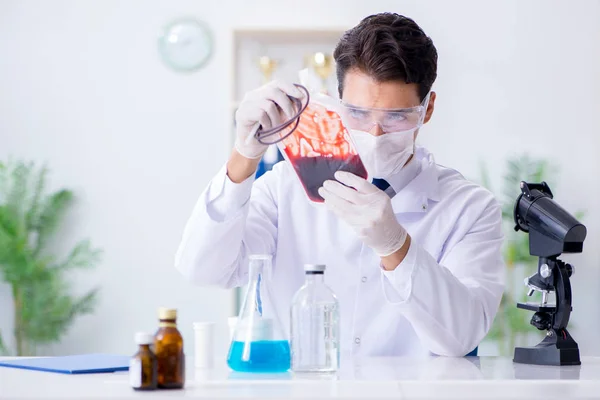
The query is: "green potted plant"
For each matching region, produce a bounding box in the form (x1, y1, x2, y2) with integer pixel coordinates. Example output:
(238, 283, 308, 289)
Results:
(479, 154, 584, 355)
(0, 160, 102, 356)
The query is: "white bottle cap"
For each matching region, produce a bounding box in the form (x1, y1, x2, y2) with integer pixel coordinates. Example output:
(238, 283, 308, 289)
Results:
(135, 332, 154, 345)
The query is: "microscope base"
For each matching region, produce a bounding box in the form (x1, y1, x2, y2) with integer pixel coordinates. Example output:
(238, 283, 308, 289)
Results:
(513, 330, 581, 366)
(514, 345, 580, 366)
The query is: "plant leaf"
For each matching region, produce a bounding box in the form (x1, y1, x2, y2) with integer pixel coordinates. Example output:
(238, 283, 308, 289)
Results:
(0, 159, 102, 355)
(0, 330, 7, 356)
(33, 189, 73, 256)
(25, 164, 48, 232)
(20, 271, 71, 343)
(71, 288, 99, 316)
(18, 264, 99, 345)
(54, 240, 102, 271)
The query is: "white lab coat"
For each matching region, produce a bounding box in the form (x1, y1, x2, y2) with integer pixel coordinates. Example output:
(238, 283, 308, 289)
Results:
(175, 146, 505, 358)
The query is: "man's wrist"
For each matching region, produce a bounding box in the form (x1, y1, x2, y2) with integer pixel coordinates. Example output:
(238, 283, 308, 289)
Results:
(381, 234, 411, 271)
(227, 149, 261, 183)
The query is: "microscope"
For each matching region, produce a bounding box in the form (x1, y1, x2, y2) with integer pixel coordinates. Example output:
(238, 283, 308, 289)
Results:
(512, 181, 587, 366)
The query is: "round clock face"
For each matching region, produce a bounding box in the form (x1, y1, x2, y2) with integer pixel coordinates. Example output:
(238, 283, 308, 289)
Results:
(158, 18, 213, 72)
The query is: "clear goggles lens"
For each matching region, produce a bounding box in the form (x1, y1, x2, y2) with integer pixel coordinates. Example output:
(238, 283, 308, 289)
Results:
(339, 93, 430, 133)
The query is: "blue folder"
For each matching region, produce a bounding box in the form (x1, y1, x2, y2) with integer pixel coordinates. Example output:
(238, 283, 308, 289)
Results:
(0, 353, 130, 374)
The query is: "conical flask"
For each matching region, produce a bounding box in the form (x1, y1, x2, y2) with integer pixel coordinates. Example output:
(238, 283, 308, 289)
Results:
(227, 254, 291, 373)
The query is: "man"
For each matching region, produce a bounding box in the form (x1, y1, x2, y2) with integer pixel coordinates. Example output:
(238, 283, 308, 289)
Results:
(175, 12, 505, 357)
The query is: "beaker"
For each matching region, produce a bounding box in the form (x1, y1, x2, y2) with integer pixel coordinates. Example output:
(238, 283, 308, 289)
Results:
(227, 255, 291, 373)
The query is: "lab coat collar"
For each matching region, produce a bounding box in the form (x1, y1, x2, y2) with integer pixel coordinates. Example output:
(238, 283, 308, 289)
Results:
(386, 154, 421, 195)
(390, 146, 440, 214)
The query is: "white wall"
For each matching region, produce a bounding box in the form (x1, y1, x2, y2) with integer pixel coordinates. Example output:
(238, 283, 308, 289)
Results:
(0, 0, 599, 359)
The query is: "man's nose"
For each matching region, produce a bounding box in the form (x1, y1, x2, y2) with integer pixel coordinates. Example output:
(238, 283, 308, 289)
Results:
(368, 122, 385, 137)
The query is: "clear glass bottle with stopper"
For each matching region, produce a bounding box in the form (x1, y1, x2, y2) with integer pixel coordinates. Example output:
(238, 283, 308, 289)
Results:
(227, 254, 291, 373)
(290, 263, 340, 373)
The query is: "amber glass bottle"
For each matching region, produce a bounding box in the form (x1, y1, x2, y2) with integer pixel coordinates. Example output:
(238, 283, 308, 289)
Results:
(129, 332, 157, 391)
(154, 307, 185, 389)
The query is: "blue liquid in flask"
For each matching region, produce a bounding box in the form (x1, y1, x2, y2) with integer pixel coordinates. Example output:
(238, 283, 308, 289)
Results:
(227, 340, 291, 373)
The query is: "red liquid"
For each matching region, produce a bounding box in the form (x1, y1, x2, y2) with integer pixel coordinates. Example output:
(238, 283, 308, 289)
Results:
(280, 101, 368, 202)
(288, 155, 368, 202)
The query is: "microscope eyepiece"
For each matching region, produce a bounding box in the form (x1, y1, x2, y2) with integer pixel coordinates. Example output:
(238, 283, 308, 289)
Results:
(514, 181, 586, 258)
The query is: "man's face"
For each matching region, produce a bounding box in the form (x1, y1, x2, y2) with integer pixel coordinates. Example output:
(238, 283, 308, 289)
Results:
(340, 68, 436, 137)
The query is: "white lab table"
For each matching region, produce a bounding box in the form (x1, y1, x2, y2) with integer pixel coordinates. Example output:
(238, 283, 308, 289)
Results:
(1, 356, 599, 399)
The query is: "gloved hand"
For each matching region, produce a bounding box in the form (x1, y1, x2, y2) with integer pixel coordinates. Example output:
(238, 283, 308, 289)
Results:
(234, 80, 304, 159)
(318, 171, 408, 257)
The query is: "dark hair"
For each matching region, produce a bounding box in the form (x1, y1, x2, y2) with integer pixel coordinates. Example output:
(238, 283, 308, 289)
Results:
(333, 12, 437, 101)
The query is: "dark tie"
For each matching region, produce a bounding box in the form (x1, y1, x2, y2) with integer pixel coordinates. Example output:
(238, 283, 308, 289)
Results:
(371, 178, 390, 191)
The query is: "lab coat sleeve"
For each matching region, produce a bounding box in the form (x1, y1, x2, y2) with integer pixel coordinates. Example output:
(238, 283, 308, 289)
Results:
(380, 199, 505, 357)
(174, 164, 279, 289)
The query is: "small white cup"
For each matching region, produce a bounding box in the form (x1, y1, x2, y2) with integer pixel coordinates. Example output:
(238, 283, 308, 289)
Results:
(193, 321, 216, 369)
(227, 317, 238, 341)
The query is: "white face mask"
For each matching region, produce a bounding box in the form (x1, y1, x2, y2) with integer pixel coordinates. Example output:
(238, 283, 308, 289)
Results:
(350, 128, 416, 179)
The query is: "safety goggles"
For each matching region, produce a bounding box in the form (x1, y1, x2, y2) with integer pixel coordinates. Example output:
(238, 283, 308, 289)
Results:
(339, 92, 431, 133)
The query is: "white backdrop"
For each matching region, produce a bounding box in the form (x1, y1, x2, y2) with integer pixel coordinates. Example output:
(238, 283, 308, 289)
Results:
(0, 0, 598, 358)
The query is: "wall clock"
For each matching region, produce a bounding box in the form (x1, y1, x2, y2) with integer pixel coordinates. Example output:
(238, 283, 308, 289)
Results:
(158, 17, 213, 72)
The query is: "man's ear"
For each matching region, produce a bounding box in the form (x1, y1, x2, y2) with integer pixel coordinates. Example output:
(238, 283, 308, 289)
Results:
(423, 91, 436, 124)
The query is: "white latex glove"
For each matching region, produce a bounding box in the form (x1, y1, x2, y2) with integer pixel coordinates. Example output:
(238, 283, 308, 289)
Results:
(318, 171, 408, 257)
(234, 80, 304, 159)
